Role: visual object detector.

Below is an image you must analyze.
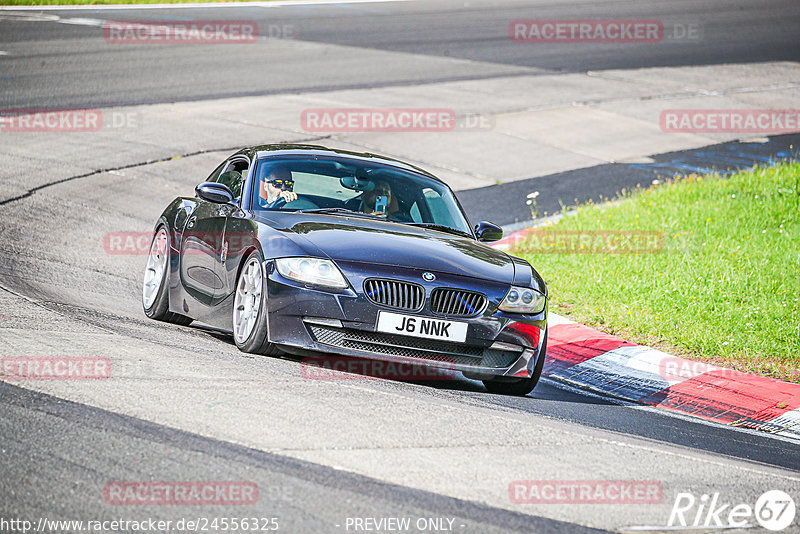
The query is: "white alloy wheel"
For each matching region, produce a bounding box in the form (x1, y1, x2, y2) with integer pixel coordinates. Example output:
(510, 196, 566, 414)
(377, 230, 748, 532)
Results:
(142, 228, 169, 309)
(233, 257, 263, 344)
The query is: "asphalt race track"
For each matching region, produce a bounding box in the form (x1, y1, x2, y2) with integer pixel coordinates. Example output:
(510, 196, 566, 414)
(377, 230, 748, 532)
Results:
(1, 0, 799, 108)
(1, 0, 800, 532)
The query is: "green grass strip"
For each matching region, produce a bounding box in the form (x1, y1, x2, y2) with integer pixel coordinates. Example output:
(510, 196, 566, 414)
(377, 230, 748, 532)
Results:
(515, 160, 800, 382)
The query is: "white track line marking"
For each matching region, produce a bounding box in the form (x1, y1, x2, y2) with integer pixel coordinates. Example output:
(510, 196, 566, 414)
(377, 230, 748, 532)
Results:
(0, 0, 414, 11)
(58, 17, 105, 26)
(0, 13, 104, 26)
(0, 13, 60, 20)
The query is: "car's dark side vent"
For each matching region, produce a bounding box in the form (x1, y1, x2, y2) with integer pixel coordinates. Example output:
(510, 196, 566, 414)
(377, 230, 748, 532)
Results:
(430, 288, 487, 317)
(364, 279, 424, 311)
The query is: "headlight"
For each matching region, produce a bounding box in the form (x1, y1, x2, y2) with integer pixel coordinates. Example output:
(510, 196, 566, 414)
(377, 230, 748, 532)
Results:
(498, 285, 546, 314)
(274, 257, 349, 289)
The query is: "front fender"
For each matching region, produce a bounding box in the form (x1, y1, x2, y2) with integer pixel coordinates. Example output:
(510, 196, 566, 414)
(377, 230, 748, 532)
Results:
(509, 255, 547, 296)
(257, 224, 331, 260)
(156, 197, 197, 251)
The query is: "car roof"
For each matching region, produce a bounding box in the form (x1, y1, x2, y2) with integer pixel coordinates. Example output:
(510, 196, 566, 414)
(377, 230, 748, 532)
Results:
(240, 144, 442, 183)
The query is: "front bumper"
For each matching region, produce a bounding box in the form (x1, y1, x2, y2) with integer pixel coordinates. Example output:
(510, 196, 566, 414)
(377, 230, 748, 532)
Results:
(263, 260, 547, 379)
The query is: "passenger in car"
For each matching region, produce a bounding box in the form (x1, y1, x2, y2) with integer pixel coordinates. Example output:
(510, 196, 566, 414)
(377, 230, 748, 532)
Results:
(358, 180, 412, 222)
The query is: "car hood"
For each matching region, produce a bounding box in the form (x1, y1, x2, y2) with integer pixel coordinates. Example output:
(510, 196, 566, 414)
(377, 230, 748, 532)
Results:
(257, 213, 515, 283)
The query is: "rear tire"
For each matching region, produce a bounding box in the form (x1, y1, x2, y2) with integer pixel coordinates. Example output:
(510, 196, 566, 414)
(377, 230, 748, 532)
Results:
(233, 251, 281, 356)
(142, 226, 193, 326)
(483, 332, 547, 396)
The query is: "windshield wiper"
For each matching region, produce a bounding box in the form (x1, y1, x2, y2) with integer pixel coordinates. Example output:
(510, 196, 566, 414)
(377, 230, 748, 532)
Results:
(297, 207, 381, 219)
(404, 222, 473, 238)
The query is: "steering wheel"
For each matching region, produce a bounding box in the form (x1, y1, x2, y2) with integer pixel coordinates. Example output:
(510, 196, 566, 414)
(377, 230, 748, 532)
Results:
(286, 198, 319, 209)
(271, 197, 319, 210)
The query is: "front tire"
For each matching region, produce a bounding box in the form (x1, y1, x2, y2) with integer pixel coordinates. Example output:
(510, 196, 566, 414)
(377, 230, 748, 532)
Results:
(233, 251, 281, 355)
(483, 332, 547, 396)
(142, 226, 192, 326)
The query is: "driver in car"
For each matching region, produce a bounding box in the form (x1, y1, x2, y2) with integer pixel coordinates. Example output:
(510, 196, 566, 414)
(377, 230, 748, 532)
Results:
(259, 166, 298, 208)
(360, 180, 411, 222)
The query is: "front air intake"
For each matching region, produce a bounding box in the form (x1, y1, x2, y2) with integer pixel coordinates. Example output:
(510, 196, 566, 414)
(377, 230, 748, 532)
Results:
(363, 279, 425, 311)
(430, 288, 487, 317)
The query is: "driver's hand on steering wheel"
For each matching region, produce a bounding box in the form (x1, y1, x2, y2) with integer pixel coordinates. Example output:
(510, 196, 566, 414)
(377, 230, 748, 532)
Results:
(280, 191, 298, 203)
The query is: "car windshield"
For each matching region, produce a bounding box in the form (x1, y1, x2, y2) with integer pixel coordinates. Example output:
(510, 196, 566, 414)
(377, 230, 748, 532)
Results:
(251, 156, 473, 236)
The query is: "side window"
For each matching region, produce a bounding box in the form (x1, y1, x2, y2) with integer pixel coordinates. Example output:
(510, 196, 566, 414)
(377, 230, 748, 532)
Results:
(424, 189, 448, 221)
(419, 188, 468, 232)
(207, 162, 226, 182)
(217, 159, 249, 200)
(409, 202, 423, 223)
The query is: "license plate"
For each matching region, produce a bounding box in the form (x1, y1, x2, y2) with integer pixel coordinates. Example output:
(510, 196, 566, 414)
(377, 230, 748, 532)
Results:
(376, 311, 467, 343)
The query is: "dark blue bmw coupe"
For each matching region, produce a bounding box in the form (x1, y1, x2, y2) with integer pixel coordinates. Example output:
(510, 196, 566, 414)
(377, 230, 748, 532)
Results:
(143, 144, 547, 395)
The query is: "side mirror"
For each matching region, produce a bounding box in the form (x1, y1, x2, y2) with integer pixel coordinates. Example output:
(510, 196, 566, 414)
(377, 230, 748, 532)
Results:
(196, 182, 234, 204)
(474, 221, 503, 243)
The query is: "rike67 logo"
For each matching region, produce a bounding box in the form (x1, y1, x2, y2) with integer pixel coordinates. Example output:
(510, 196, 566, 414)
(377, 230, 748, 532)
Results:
(669, 490, 796, 531)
